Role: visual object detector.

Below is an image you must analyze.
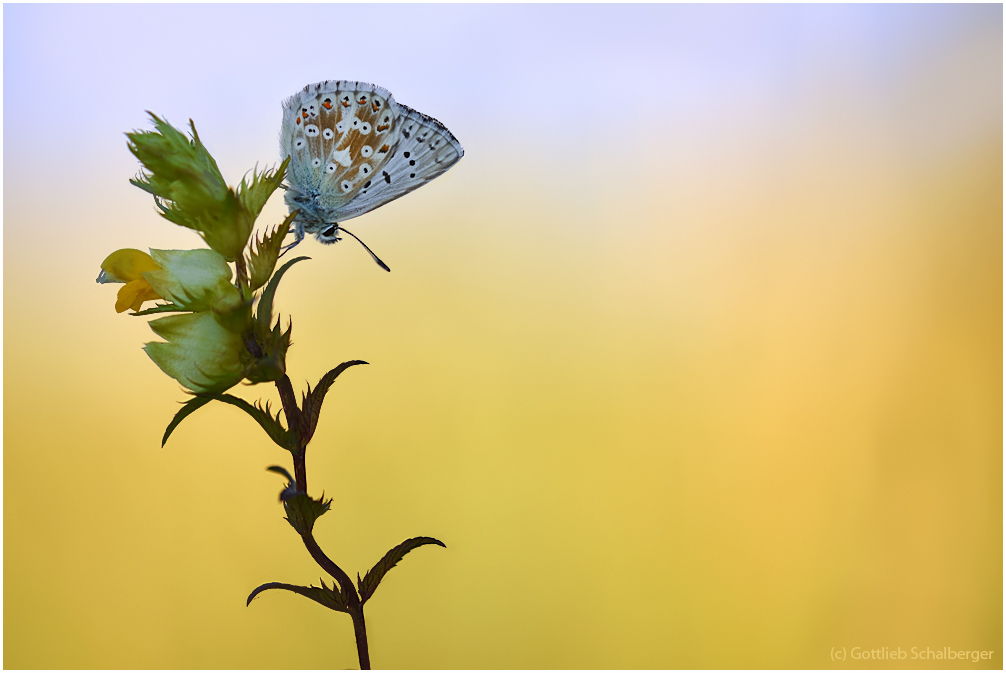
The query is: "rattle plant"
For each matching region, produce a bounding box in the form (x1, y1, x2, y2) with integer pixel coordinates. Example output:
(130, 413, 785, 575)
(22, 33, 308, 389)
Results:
(97, 114, 444, 669)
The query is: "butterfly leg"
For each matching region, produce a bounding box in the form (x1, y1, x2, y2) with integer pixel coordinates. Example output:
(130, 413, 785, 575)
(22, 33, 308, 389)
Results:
(279, 219, 306, 257)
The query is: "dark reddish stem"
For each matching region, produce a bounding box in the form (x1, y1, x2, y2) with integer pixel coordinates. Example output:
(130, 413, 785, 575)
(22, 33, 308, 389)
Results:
(274, 375, 371, 669)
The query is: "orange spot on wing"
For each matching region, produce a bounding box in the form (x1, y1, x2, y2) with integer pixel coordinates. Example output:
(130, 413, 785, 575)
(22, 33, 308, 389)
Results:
(372, 102, 379, 112)
(358, 96, 367, 104)
(342, 100, 350, 107)
(296, 117, 301, 125)
(377, 124, 389, 132)
(378, 144, 390, 153)
(322, 101, 332, 109)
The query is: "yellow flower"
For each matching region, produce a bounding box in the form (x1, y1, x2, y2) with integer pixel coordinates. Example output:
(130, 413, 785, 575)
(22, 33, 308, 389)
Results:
(99, 246, 259, 393)
(96, 249, 164, 313)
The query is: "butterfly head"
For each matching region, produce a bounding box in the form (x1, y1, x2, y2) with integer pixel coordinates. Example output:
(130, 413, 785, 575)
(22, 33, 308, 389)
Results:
(315, 224, 342, 245)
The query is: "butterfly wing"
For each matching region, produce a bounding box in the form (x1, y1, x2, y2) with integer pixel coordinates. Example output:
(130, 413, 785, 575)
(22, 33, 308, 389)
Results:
(331, 102, 464, 222)
(280, 81, 403, 230)
(280, 81, 464, 235)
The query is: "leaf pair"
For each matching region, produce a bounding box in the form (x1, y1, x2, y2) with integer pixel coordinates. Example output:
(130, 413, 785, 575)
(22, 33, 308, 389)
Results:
(161, 358, 369, 450)
(247, 537, 445, 612)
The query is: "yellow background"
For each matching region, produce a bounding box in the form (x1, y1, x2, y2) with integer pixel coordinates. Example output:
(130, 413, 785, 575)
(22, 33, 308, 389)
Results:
(4, 4, 1002, 669)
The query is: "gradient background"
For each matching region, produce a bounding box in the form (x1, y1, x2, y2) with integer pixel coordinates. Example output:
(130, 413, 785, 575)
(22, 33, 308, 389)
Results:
(4, 4, 1002, 669)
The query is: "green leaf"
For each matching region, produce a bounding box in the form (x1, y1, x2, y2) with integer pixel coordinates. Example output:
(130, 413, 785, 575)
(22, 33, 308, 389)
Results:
(301, 361, 369, 444)
(255, 255, 309, 334)
(161, 395, 213, 447)
(358, 537, 446, 605)
(247, 213, 297, 292)
(236, 157, 289, 223)
(246, 579, 349, 613)
(210, 393, 296, 451)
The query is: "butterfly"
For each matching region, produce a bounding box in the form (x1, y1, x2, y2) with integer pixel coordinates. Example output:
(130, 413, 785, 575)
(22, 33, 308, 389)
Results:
(279, 80, 464, 269)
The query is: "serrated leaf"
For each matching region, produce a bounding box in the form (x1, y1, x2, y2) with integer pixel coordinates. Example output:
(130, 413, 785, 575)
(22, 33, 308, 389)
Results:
(162, 395, 213, 447)
(358, 537, 446, 604)
(235, 157, 289, 223)
(246, 579, 349, 613)
(255, 255, 309, 334)
(247, 213, 297, 292)
(301, 360, 369, 443)
(210, 393, 296, 451)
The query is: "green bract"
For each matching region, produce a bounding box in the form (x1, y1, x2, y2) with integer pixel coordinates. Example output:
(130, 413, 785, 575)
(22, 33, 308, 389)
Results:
(144, 311, 249, 393)
(145, 249, 241, 314)
(127, 114, 287, 261)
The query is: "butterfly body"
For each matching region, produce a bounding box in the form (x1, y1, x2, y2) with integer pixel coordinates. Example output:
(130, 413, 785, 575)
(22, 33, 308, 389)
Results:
(280, 80, 463, 248)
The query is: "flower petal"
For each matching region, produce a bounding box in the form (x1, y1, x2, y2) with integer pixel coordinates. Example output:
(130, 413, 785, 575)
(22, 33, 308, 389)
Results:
(98, 248, 161, 284)
(115, 278, 163, 313)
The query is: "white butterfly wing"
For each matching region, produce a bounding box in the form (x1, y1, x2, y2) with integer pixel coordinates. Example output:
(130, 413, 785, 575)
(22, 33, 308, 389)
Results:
(330, 102, 464, 222)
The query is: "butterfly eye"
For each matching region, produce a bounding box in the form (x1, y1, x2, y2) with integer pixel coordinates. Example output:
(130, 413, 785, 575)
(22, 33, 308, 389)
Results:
(312, 158, 322, 168)
(360, 123, 371, 135)
(359, 165, 371, 176)
(304, 124, 320, 137)
(336, 121, 347, 133)
(341, 180, 353, 192)
(323, 128, 334, 140)
(326, 163, 337, 174)
(361, 146, 373, 158)
(294, 138, 306, 149)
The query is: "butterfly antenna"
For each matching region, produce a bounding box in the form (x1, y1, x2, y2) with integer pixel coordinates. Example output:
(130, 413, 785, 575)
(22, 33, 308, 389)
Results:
(339, 227, 391, 272)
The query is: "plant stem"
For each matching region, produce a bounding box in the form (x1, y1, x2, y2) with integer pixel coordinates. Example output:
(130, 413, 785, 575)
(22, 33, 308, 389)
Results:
(350, 606, 372, 669)
(275, 376, 371, 669)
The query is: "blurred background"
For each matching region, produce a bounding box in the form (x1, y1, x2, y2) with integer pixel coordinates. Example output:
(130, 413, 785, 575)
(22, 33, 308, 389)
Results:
(3, 4, 1002, 669)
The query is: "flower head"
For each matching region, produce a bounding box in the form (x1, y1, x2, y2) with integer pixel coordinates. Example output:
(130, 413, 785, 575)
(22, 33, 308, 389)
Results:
(101, 114, 295, 396)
